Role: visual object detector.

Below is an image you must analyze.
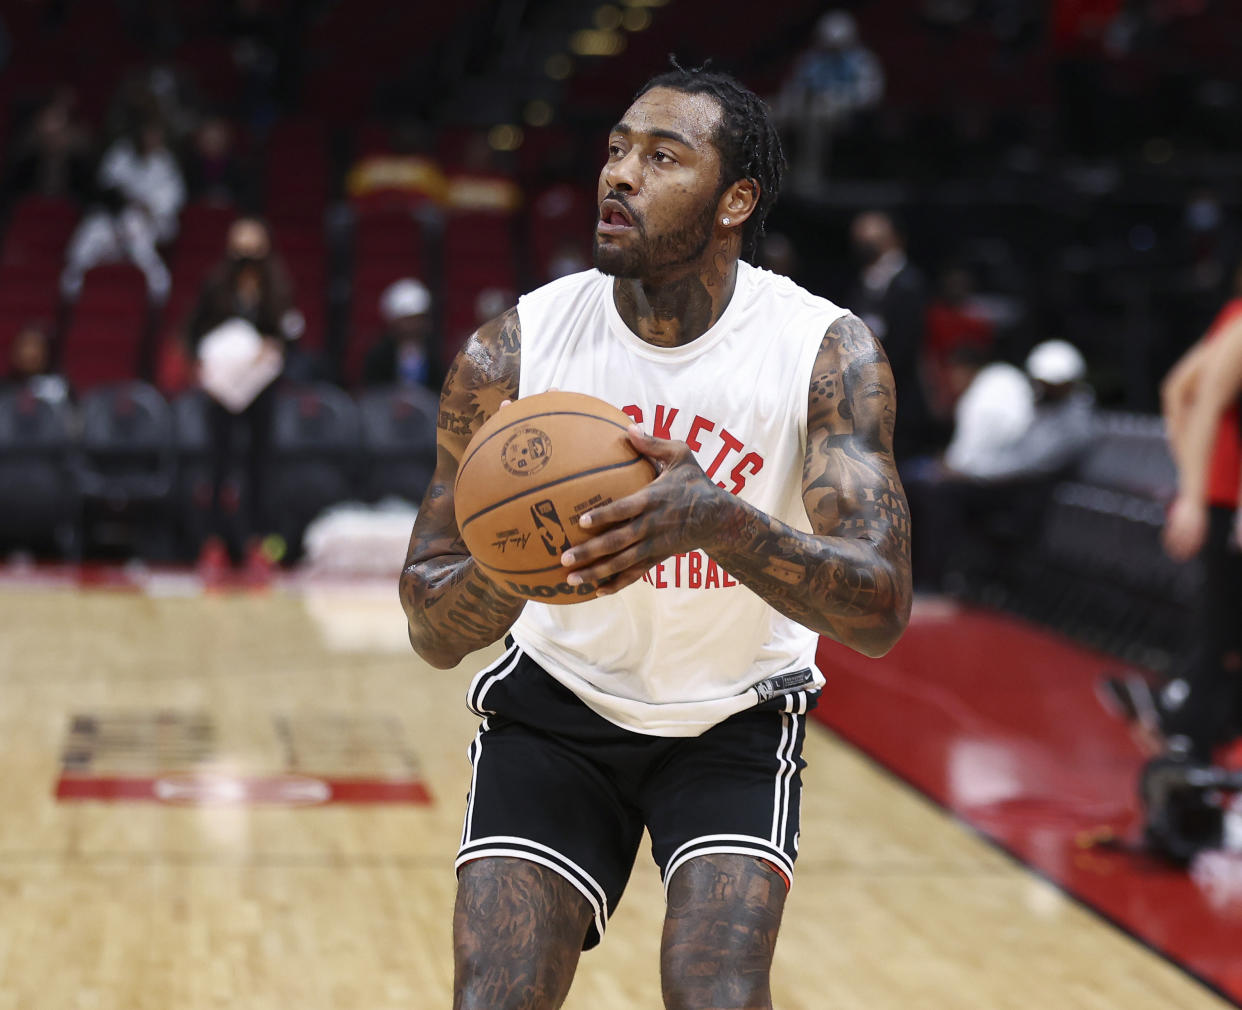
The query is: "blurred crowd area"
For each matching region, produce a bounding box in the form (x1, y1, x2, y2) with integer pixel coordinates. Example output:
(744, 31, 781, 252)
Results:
(0, 0, 1237, 402)
(0, 0, 1238, 669)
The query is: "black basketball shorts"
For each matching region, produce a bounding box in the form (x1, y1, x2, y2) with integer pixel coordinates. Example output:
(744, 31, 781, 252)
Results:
(455, 640, 818, 949)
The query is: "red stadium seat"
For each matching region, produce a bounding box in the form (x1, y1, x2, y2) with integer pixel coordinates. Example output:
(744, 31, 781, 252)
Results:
(59, 265, 153, 392)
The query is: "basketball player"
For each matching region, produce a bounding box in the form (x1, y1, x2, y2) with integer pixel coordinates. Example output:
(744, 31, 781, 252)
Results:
(400, 65, 912, 1010)
(1103, 264, 1242, 762)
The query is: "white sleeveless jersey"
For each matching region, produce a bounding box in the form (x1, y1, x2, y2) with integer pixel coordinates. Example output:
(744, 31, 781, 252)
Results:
(507, 262, 849, 736)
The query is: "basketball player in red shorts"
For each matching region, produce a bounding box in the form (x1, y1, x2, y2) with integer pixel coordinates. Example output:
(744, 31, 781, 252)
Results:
(400, 63, 911, 1009)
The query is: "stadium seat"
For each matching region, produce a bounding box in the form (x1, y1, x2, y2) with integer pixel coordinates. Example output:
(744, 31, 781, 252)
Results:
(269, 220, 328, 352)
(440, 211, 519, 365)
(267, 383, 363, 559)
(0, 195, 79, 358)
(72, 381, 179, 559)
(59, 264, 155, 392)
(170, 388, 213, 558)
(357, 385, 438, 505)
(0, 382, 79, 557)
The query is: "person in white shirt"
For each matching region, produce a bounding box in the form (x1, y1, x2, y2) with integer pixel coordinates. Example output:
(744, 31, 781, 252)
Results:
(400, 65, 911, 1009)
(943, 356, 1035, 478)
(945, 339, 1093, 481)
(907, 340, 1094, 590)
(59, 119, 185, 303)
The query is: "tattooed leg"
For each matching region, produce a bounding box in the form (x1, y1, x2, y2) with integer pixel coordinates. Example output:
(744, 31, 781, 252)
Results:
(454, 857, 593, 1010)
(660, 854, 787, 1010)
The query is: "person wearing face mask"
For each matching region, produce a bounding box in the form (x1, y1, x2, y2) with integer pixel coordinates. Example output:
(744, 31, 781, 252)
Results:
(847, 210, 931, 461)
(184, 216, 303, 582)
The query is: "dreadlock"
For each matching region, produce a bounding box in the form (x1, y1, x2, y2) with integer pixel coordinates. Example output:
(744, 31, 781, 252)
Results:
(635, 59, 785, 261)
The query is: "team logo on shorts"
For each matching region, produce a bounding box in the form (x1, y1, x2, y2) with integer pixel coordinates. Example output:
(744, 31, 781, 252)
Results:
(501, 427, 552, 476)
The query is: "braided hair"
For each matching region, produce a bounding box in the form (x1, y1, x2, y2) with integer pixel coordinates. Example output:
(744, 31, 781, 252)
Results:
(635, 61, 785, 261)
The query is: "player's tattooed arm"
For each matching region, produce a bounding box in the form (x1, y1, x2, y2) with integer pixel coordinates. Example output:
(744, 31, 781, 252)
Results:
(399, 308, 526, 669)
(707, 314, 912, 655)
(564, 314, 911, 657)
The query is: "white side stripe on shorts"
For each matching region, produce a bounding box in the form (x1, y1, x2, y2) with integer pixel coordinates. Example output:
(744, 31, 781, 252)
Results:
(782, 691, 808, 714)
(466, 641, 521, 716)
(661, 834, 796, 897)
(461, 717, 491, 846)
(771, 713, 799, 851)
(456, 835, 610, 941)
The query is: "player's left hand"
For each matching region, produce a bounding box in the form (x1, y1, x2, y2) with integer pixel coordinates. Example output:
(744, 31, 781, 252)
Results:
(559, 425, 727, 596)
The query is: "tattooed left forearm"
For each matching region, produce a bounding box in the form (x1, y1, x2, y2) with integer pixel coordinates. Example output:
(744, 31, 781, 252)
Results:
(706, 496, 907, 657)
(712, 314, 911, 657)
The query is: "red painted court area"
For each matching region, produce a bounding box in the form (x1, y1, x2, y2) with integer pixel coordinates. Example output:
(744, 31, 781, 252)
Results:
(815, 600, 1242, 1005)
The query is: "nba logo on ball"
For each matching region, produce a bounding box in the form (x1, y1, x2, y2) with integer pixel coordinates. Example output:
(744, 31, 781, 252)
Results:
(501, 427, 552, 476)
(454, 390, 657, 604)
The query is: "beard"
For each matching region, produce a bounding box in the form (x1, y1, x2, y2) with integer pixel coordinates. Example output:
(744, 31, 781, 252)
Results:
(593, 193, 718, 279)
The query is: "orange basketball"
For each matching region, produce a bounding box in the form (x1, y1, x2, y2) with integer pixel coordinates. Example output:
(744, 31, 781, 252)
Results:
(454, 390, 657, 603)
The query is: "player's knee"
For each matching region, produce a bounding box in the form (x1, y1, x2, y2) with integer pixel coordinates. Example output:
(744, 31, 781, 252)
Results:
(659, 854, 785, 1009)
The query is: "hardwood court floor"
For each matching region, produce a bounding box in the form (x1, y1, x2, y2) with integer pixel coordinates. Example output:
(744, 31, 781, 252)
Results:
(0, 579, 1233, 1010)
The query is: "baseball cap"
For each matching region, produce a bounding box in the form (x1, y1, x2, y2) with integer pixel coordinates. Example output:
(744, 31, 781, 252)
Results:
(1025, 340, 1086, 385)
(380, 278, 431, 321)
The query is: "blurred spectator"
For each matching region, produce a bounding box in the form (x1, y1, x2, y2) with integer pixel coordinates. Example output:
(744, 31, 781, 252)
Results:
(224, 0, 281, 132)
(59, 119, 185, 304)
(941, 348, 1035, 479)
(1006, 340, 1095, 478)
(185, 217, 300, 581)
(1112, 265, 1242, 762)
(774, 9, 885, 190)
(847, 211, 931, 459)
(362, 278, 435, 390)
(2, 87, 93, 203)
(905, 340, 1094, 590)
(108, 61, 203, 150)
(185, 117, 247, 205)
(924, 264, 997, 423)
(2, 321, 69, 402)
(940, 339, 1092, 481)
(186, 217, 302, 348)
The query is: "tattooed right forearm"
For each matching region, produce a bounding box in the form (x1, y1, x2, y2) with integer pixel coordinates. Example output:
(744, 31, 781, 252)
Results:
(400, 310, 524, 668)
